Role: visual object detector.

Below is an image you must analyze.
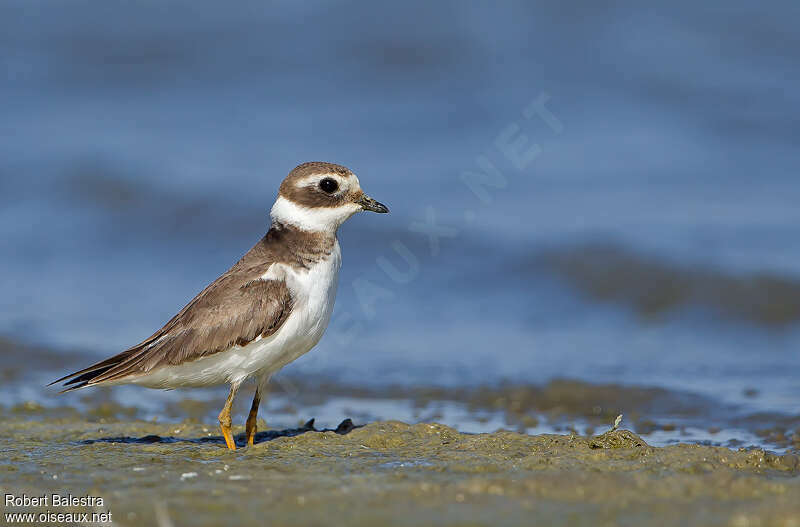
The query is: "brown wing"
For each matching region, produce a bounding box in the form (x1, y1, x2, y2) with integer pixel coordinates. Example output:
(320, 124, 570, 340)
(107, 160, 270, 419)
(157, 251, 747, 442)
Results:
(51, 266, 293, 391)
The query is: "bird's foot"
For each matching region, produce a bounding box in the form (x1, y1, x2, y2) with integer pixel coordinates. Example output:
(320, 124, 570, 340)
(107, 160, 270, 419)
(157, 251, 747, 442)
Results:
(220, 424, 236, 450)
(245, 414, 261, 446)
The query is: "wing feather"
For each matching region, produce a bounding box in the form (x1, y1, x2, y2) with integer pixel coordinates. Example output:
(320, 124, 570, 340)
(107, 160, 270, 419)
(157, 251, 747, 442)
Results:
(52, 265, 293, 389)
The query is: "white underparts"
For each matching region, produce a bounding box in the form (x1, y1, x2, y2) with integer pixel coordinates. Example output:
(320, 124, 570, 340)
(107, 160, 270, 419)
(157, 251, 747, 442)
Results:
(124, 241, 343, 389)
(260, 262, 287, 281)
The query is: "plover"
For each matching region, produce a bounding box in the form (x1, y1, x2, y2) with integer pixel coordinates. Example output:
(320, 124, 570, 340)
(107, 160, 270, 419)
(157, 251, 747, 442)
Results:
(51, 162, 388, 450)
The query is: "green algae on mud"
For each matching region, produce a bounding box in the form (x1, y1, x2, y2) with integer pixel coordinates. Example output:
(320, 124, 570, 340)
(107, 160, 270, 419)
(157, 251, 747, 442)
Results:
(2, 415, 799, 527)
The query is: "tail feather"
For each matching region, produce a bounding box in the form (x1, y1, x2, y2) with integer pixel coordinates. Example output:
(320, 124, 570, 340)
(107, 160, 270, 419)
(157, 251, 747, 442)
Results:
(59, 381, 89, 393)
(49, 350, 136, 392)
(62, 365, 118, 386)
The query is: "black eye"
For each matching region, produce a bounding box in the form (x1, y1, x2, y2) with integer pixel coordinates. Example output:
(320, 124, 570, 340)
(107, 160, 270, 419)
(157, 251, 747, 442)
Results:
(319, 178, 338, 193)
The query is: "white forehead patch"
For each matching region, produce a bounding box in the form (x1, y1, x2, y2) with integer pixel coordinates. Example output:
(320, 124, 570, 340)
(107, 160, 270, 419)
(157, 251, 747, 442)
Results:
(295, 172, 362, 195)
(296, 172, 345, 188)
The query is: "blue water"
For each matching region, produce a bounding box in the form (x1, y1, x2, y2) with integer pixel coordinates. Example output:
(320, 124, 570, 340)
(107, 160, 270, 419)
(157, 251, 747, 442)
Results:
(1, 1, 799, 418)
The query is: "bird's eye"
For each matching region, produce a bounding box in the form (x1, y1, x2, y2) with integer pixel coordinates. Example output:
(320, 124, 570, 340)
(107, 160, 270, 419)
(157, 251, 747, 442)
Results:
(319, 178, 338, 194)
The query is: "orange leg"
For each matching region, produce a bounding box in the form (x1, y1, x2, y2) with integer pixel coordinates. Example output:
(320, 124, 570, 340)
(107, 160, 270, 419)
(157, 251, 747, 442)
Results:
(245, 386, 261, 447)
(218, 383, 239, 450)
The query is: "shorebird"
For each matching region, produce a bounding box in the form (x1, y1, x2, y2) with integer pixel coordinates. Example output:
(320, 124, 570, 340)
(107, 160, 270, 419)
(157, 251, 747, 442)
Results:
(51, 162, 388, 450)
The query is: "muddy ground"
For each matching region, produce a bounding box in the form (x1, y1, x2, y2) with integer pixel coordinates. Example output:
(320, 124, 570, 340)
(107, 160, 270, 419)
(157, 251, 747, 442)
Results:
(2, 406, 799, 527)
(2, 337, 799, 525)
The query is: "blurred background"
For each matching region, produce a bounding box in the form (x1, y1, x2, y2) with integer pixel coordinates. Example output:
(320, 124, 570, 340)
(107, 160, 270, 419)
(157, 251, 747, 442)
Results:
(1, 1, 799, 435)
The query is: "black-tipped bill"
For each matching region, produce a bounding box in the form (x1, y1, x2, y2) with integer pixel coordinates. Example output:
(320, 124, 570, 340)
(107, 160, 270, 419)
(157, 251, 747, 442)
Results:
(358, 194, 389, 213)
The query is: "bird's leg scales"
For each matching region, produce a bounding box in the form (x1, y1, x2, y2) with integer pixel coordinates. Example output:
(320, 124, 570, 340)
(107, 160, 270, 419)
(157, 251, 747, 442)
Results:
(245, 386, 261, 447)
(219, 384, 239, 450)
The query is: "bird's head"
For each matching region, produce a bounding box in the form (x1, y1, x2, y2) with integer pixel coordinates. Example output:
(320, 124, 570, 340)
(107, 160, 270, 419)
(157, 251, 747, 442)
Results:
(270, 162, 388, 233)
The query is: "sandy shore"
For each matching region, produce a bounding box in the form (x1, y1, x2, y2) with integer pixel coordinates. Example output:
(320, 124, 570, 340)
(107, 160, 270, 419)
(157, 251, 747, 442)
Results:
(2, 411, 799, 527)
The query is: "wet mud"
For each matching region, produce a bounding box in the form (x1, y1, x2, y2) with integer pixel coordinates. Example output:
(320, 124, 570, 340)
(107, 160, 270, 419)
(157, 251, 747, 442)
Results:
(2, 410, 799, 527)
(2, 336, 799, 525)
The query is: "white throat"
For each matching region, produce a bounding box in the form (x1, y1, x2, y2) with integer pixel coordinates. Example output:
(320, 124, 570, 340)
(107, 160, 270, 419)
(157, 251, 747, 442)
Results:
(270, 195, 360, 233)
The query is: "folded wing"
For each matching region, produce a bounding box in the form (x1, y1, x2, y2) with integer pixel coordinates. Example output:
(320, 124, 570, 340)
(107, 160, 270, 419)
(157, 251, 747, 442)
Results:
(51, 265, 293, 391)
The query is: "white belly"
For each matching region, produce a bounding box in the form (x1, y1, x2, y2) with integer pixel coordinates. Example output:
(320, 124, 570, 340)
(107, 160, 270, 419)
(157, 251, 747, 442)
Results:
(129, 242, 342, 389)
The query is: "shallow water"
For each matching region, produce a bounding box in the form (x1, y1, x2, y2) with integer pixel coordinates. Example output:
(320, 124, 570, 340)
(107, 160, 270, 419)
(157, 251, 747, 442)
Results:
(1, 1, 800, 407)
(1, 2, 800, 522)
(3, 336, 797, 455)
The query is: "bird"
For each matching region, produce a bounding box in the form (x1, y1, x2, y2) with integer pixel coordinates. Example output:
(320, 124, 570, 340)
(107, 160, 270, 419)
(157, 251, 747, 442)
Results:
(51, 162, 388, 450)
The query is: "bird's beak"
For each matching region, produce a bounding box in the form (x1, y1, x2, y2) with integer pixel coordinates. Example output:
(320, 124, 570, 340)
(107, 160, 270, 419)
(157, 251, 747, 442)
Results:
(357, 194, 389, 213)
